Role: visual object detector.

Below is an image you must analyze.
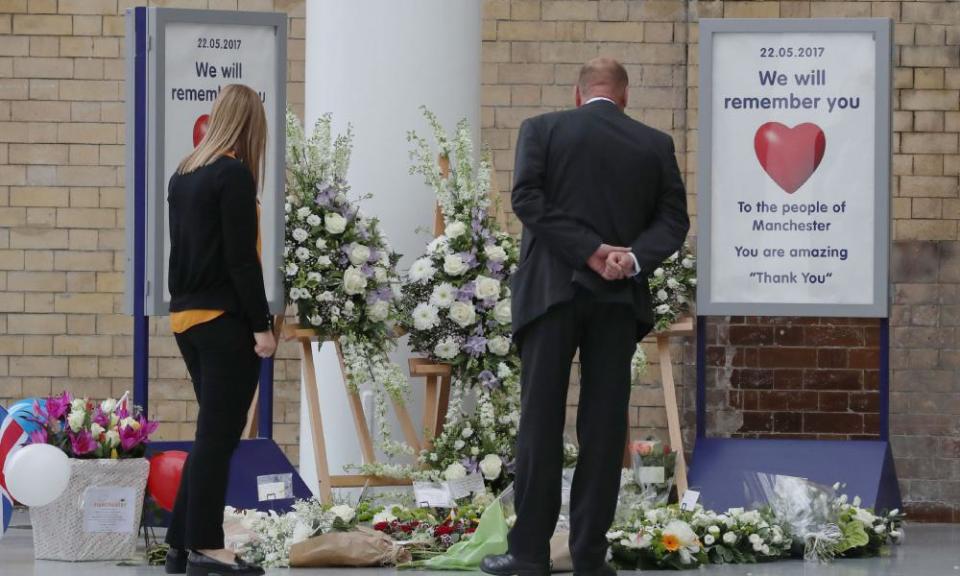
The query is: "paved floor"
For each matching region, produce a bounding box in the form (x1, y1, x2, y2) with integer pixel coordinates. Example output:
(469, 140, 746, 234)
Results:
(0, 509, 958, 575)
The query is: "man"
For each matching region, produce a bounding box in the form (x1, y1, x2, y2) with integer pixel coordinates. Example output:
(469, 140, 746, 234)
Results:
(481, 58, 690, 576)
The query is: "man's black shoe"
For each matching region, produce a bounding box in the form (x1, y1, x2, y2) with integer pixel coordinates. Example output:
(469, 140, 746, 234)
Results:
(164, 547, 187, 574)
(185, 551, 265, 576)
(480, 553, 550, 576)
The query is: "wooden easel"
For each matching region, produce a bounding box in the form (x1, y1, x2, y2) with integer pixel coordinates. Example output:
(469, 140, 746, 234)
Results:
(624, 316, 694, 497)
(284, 324, 416, 502)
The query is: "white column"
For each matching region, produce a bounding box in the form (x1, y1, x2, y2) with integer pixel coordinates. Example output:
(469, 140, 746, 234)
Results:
(299, 0, 482, 496)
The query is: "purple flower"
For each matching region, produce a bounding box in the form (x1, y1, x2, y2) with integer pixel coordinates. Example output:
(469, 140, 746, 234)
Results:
(461, 457, 480, 475)
(315, 185, 335, 207)
(479, 370, 500, 391)
(459, 251, 478, 269)
(28, 428, 48, 445)
(464, 336, 487, 357)
(486, 260, 504, 275)
(92, 407, 110, 428)
(69, 430, 97, 456)
(456, 282, 476, 302)
(361, 264, 375, 278)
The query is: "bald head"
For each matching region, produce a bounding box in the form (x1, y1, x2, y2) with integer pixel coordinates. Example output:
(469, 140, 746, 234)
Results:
(576, 57, 629, 107)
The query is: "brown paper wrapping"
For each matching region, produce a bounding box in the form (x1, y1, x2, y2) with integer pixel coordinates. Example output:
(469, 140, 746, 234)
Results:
(289, 527, 412, 567)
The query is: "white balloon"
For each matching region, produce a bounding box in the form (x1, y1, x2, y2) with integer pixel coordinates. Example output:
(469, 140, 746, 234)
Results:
(4, 444, 71, 507)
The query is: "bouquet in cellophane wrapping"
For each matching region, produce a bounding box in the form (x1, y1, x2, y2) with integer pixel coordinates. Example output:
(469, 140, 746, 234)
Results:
(742, 473, 904, 563)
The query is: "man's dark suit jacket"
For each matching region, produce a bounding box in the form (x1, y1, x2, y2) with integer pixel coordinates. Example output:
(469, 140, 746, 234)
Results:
(510, 99, 691, 340)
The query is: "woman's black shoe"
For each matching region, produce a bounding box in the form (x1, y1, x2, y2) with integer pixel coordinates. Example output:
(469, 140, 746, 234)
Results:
(186, 551, 265, 576)
(165, 548, 188, 574)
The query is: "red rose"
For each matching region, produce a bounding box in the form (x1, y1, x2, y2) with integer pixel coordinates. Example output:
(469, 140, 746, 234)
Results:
(374, 522, 389, 532)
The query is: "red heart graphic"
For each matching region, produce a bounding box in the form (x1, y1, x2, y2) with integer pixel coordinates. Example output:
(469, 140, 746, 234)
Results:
(192, 114, 210, 148)
(754, 122, 826, 194)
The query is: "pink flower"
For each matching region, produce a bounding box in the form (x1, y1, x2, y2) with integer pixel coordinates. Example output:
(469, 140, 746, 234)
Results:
(92, 407, 110, 428)
(69, 430, 97, 455)
(119, 416, 158, 451)
(45, 391, 72, 421)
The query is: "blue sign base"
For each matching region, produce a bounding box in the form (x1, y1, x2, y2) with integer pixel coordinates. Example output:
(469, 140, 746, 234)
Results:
(687, 437, 902, 513)
(144, 438, 313, 526)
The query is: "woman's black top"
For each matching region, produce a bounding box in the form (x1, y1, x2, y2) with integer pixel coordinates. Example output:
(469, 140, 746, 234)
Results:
(167, 156, 270, 332)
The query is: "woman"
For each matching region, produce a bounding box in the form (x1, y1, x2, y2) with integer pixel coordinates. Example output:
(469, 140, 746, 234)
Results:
(164, 84, 276, 576)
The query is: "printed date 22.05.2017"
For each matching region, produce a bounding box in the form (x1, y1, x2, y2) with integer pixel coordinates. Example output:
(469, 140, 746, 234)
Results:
(760, 46, 825, 58)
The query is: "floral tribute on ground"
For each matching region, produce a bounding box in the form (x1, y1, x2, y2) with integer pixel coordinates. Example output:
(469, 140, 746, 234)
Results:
(27, 391, 157, 458)
(284, 111, 410, 450)
(396, 108, 521, 490)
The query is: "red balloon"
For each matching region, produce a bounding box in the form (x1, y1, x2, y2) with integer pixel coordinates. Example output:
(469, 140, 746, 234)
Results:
(148, 450, 188, 512)
(192, 114, 210, 148)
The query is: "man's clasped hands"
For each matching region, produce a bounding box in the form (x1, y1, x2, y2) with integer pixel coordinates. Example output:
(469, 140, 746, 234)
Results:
(587, 244, 636, 281)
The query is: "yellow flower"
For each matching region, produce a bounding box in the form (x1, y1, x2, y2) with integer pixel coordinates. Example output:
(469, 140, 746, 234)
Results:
(111, 448, 119, 459)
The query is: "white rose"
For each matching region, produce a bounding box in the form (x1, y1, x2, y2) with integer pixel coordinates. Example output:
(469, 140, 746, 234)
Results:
(306, 214, 322, 227)
(308, 314, 323, 326)
(330, 504, 355, 523)
(324, 213, 347, 234)
(343, 266, 368, 295)
(656, 304, 671, 314)
(427, 236, 450, 256)
(413, 303, 440, 330)
(286, 262, 299, 277)
(657, 289, 669, 301)
(434, 337, 459, 360)
(295, 247, 311, 261)
(690, 278, 697, 286)
(443, 254, 469, 276)
(682, 257, 694, 269)
(475, 275, 501, 300)
(708, 525, 720, 535)
(317, 255, 332, 268)
(722, 531, 737, 545)
(292, 227, 309, 243)
(349, 243, 371, 265)
(480, 454, 503, 480)
(653, 268, 665, 278)
(408, 258, 437, 283)
(443, 462, 467, 481)
(448, 301, 477, 327)
(748, 533, 761, 544)
(296, 206, 311, 220)
(484, 244, 507, 262)
(445, 221, 467, 239)
(430, 283, 457, 308)
(493, 299, 512, 325)
(307, 271, 322, 284)
(368, 300, 390, 322)
(100, 398, 117, 414)
(487, 335, 511, 356)
(462, 428, 474, 439)
(374, 267, 388, 283)
(470, 447, 480, 456)
(667, 278, 680, 289)
(315, 237, 327, 250)
(704, 534, 715, 546)
(454, 439, 465, 450)
(68, 410, 85, 432)
(497, 362, 512, 379)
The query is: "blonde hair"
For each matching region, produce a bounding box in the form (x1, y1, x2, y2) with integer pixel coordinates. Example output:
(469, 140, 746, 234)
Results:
(177, 84, 267, 192)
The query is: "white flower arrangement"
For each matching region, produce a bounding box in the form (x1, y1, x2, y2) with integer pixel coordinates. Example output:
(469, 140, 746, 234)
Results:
(400, 108, 520, 386)
(649, 243, 696, 332)
(284, 111, 410, 414)
(228, 500, 359, 568)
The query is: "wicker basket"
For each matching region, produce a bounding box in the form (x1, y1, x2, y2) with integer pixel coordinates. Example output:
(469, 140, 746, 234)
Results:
(30, 458, 150, 561)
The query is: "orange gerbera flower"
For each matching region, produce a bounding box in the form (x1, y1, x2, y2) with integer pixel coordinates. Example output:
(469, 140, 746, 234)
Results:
(662, 534, 681, 552)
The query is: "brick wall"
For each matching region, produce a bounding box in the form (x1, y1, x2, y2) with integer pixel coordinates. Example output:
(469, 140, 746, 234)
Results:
(0, 0, 306, 462)
(481, 0, 960, 521)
